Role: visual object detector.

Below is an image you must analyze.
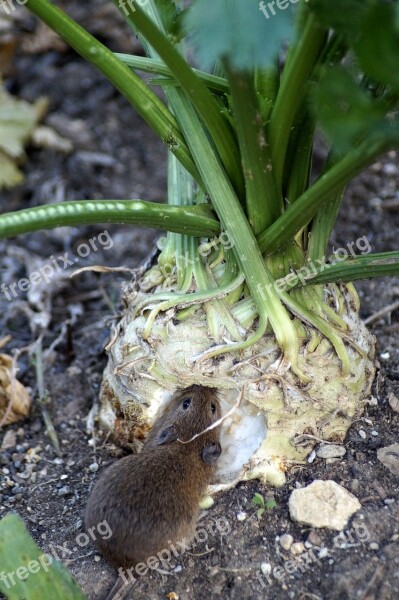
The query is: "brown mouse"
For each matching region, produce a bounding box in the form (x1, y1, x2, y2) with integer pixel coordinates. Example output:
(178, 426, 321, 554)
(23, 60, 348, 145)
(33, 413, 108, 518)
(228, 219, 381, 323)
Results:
(84, 385, 222, 599)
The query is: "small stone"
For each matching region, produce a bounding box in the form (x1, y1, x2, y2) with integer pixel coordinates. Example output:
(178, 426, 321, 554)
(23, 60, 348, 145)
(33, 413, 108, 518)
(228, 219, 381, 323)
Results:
(380, 352, 390, 360)
(383, 163, 397, 175)
(377, 444, 399, 475)
(1, 430, 17, 450)
(279, 534, 293, 551)
(318, 547, 329, 559)
(307, 531, 322, 547)
(290, 542, 305, 555)
(288, 480, 361, 531)
(58, 486, 72, 497)
(369, 542, 379, 551)
(236, 511, 247, 522)
(316, 445, 346, 459)
(388, 393, 399, 414)
(88, 463, 99, 473)
(384, 498, 395, 505)
(94, 555, 101, 562)
(261, 562, 272, 576)
(370, 197, 382, 209)
(307, 450, 316, 464)
(174, 565, 182, 573)
(358, 430, 367, 440)
(53, 458, 63, 465)
(60, 474, 68, 480)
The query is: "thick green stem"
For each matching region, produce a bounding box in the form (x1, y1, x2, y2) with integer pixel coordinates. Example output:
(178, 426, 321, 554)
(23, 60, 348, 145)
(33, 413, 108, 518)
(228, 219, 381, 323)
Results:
(113, 0, 244, 197)
(225, 66, 281, 233)
(170, 93, 308, 380)
(269, 11, 327, 194)
(116, 54, 229, 93)
(307, 188, 344, 260)
(255, 62, 280, 123)
(257, 138, 395, 254)
(294, 252, 399, 286)
(0, 201, 220, 238)
(24, 0, 200, 183)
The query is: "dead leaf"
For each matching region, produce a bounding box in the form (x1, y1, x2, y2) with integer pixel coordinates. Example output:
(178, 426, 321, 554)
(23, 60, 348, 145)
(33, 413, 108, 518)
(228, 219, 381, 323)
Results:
(0, 345, 31, 428)
(0, 82, 47, 189)
(31, 125, 73, 153)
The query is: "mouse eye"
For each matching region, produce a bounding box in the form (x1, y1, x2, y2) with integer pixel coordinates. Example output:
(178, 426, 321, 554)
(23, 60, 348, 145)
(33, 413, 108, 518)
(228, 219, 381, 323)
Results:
(211, 403, 216, 413)
(182, 397, 191, 410)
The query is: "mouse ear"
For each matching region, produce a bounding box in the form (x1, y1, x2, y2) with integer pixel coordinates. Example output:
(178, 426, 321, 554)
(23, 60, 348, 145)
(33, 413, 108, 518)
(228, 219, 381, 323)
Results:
(156, 425, 178, 445)
(201, 442, 222, 465)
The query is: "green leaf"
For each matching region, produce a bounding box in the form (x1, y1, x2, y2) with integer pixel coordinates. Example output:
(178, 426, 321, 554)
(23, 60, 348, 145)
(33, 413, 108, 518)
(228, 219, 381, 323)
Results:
(184, 0, 294, 70)
(265, 498, 277, 510)
(0, 513, 86, 600)
(155, 0, 178, 33)
(355, 4, 399, 94)
(312, 67, 388, 152)
(252, 492, 265, 507)
(153, 0, 187, 42)
(310, 0, 366, 35)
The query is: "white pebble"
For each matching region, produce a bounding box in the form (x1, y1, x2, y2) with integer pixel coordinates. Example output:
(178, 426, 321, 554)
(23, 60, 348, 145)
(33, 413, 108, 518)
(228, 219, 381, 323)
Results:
(318, 547, 329, 559)
(369, 542, 379, 551)
(279, 534, 293, 551)
(261, 562, 272, 575)
(89, 463, 99, 473)
(290, 542, 305, 555)
(307, 450, 316, 463)
(237, 511, 247, 521)
(358, 430, 367, 440)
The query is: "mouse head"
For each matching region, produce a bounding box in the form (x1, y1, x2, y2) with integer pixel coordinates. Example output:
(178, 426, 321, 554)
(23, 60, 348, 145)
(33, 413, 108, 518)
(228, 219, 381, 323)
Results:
(143, 385, 222, 464)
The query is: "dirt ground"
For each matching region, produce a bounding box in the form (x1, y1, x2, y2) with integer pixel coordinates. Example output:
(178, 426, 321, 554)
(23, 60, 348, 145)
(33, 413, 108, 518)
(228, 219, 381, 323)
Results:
(0, 3, 399, 600)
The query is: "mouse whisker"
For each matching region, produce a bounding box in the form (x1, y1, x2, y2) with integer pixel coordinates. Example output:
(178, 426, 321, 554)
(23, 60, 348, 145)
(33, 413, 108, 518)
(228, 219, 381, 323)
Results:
(177, 385, 245, 444)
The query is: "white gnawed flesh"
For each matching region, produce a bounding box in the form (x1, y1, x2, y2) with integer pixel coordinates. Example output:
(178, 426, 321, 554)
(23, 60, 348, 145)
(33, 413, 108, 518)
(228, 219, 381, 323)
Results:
(99, 283, 375, 487)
